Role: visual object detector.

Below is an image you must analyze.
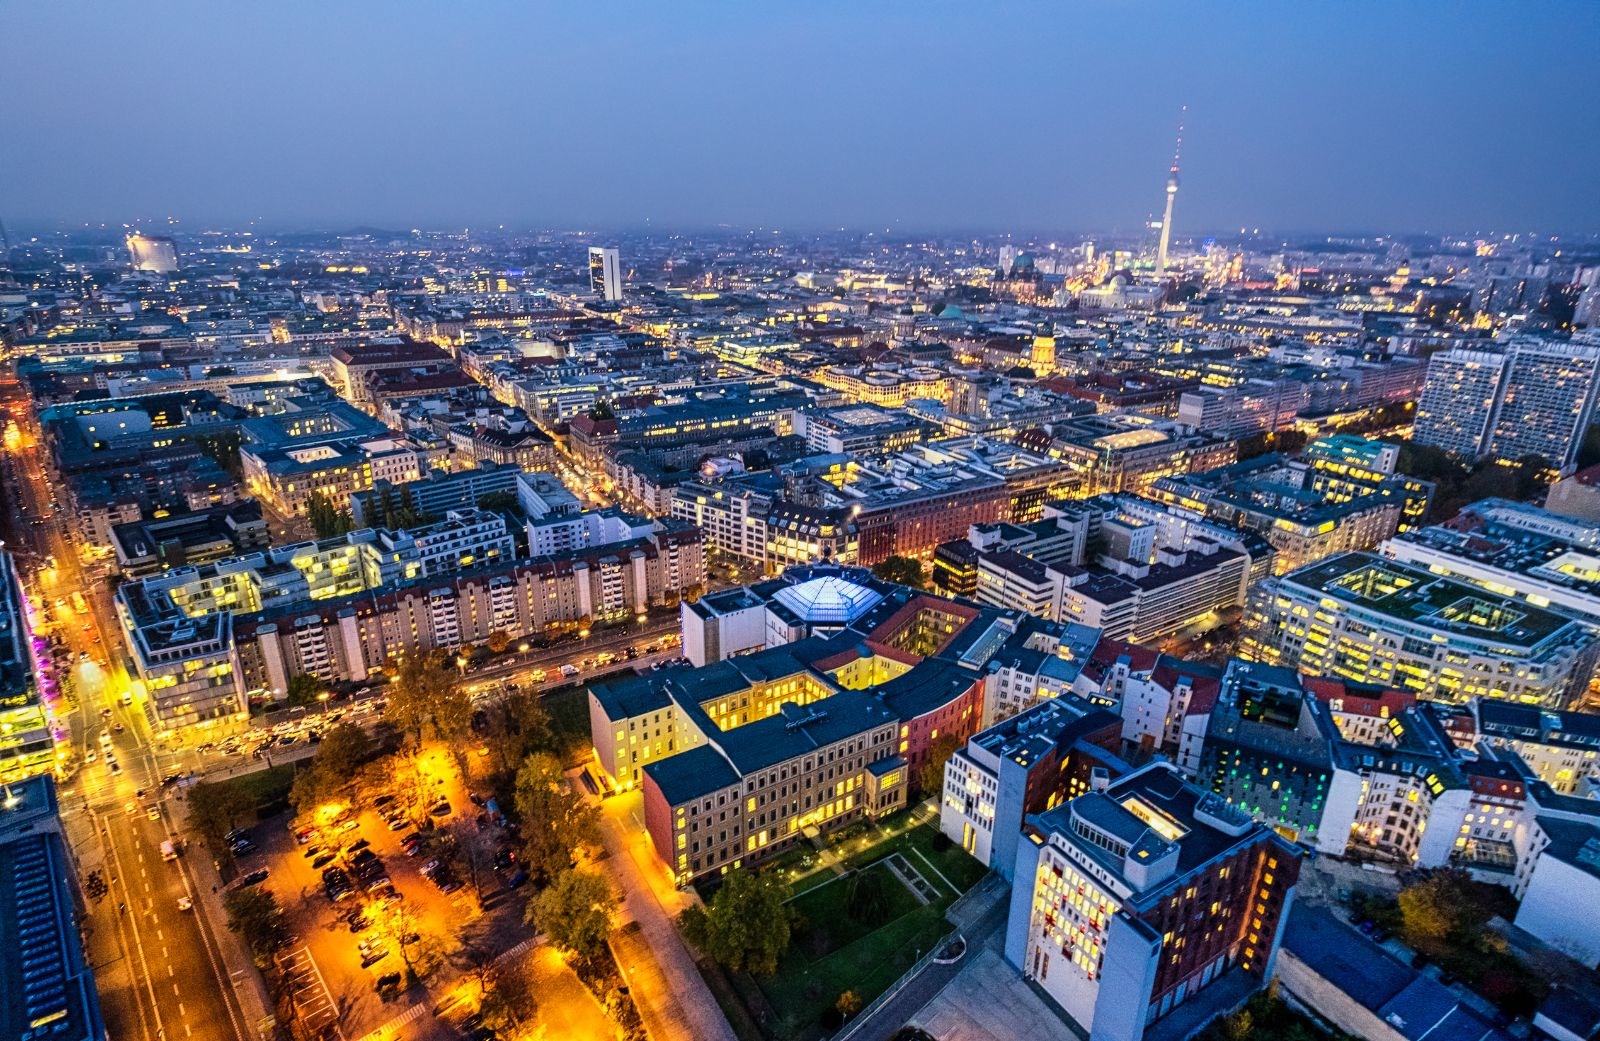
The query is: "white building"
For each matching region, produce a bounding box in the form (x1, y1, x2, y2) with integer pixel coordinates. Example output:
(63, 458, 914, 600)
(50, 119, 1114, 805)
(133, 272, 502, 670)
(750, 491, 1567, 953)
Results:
(588, 246, 622, 302)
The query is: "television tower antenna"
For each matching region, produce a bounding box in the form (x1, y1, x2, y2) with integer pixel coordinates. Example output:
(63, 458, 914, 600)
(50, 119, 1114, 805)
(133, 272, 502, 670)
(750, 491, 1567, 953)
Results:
(1155, 106, 1185, 278)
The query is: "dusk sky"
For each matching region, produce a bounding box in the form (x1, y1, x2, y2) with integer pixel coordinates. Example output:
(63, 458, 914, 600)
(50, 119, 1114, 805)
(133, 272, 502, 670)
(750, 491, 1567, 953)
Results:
(4, 2, 1598, 235)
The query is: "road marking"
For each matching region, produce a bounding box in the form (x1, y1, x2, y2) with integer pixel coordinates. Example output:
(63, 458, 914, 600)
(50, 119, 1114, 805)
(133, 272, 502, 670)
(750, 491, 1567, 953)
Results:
(178, 1004, 186, 1017)
(172, 982, 180, 995)
(156, 929, 164, 941)
(168, 964, 175, 978)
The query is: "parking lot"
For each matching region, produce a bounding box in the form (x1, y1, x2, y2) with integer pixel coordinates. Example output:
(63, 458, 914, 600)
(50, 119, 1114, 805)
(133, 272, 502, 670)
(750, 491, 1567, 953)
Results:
(229, 746, 535, 1040)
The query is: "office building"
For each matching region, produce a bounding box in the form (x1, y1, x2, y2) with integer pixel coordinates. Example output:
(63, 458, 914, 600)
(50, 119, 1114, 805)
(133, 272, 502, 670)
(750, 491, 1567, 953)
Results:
(1005, 761, 1301, 1041)
(1241, 552, 1600, 708)
(939, 695, 1123, 876)
(0, 552, 55, 783)
(0, 775, 107, 1041)
(589, 246, 622, 302)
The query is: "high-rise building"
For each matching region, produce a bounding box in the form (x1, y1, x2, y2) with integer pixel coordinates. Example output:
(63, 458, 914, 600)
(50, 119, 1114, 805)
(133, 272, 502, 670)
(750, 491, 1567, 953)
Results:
(125, 233, 179, 273)
(1489, 339, 1600, 467)
(1413, 340, 1600, 467)
(588, 245, 622, 302)
(1413, 348, 1507, 460)
(1004, 761, 1300, 1041)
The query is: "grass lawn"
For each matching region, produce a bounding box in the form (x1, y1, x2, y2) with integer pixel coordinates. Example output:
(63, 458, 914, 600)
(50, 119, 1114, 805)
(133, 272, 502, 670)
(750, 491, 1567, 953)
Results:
(755, 822, 987, 1037)
(788, 863, 924, 960)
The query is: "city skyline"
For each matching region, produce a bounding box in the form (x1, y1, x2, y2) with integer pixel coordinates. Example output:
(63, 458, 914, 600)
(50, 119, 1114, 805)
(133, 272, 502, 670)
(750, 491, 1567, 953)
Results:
(4, 2, 1599, 235)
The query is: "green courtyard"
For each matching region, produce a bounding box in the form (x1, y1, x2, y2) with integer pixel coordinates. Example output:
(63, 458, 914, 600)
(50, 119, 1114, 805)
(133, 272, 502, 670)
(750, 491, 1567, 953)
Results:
(755, 818, 987, 1038)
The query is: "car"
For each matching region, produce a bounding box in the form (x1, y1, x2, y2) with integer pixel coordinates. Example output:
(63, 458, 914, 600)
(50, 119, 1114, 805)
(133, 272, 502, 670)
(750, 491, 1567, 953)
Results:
(438, 878, 463, 894)
(237, 868, 269, 888)
(375, 886, 402, 908)
(161, 773, 184, 788)
(373, 794, 396, 808)
(296, 827, 319, 845)
(109, 761, 121, 773)
(230, 839, 257, 856)
(347, 912, 370, 933)
(468, 792, 486, 807)
(360, 948, 389, 968)
(492, 848, 515, 871)
(147, 807, 160, 821)
(428, 801, 451, 817)
(226, 827, 250, 843)
(421, 858, 442, 876)
(312, 852, 336, 869)
(304, 843, 325, 859)
(386, 816, 410, 832)
(84, 751, 97, 763)
(505, 869, 528, 890)
(176, 896, 193, 912)
(375, 972, 403, 994)
(112, 723, 124, 733)
(337, 819, 360, 833)
(322, 867, 350, 884)
(345, 838, 371, 854)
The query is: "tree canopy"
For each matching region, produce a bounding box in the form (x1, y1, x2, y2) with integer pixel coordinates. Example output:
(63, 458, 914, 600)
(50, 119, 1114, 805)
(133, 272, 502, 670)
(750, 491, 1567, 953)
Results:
(871, 555, 926, 590)
(384, 652, 471, 744)
(679, 867, 794, 976)
(529, 867, 616, 961)
(513, 752, 599, 883)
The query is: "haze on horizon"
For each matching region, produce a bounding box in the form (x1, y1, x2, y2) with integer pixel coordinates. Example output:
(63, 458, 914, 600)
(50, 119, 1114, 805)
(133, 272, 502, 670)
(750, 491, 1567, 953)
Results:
(4, 1, 1599, 237)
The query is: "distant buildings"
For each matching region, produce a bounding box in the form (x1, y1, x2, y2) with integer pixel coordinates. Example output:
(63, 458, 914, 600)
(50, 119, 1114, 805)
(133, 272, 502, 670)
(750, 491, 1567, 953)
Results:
(126, 232, 178, 273)
(588, 246, 622, 302)
(1414, 338, 1600, 466)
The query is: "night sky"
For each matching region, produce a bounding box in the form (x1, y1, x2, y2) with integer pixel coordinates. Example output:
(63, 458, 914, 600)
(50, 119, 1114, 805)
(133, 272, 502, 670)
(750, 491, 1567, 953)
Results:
(4, 1, 1598, 235)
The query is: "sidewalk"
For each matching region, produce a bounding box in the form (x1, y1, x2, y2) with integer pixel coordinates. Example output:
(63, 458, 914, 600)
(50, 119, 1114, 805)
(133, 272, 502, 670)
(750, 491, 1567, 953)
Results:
(183, 839, 279, 1039)
(592, 784, 737, 1041)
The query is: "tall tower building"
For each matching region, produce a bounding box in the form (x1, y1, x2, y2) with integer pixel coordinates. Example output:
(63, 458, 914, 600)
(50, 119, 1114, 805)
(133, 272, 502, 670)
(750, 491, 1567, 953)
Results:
(1488, 339, 1600, 467)
(1414, 348, 1509, 460)
(1414, 339, 1600, 467)
(588, 246, 622, 302)
(1154, 108, 1184, 278)
(126, 233, 179, 273)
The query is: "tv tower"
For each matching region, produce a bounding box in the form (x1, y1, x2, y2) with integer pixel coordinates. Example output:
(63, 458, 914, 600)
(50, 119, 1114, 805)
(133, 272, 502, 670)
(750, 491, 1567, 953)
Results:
(1155, 106, 1185, 278)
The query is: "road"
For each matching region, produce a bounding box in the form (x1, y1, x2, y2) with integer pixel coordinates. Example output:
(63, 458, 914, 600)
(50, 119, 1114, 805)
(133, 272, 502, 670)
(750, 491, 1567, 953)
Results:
(0, 362, 253, 1041)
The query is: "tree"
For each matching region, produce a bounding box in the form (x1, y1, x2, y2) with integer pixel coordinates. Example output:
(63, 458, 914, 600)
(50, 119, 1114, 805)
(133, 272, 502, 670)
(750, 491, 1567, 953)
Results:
(375, 900, 445, 984)
(1397, 868, 1488, 951)
(477, 958, 540, 1038)
(918, 732, 962, 794)
(835, 990, 862, 1019)
(513, 752, 599, 883)
(486, 629, 512, 655)
(290, 722, 376, 816)
(187, 779, 255, 858)
(306, 491, 354, 539)
(679, 868, 793, 976)
(576, 614, 593, 634)
(529, 868, 616, 961)
(871, 555, 926, 589)
(844, 868, 894, 926)
(224, 887, 288, 966)
(285, 672, 323, 708)
(385, 652, 471, 744)
(482, 691, 554, 778)
(444, 820, 497, 906)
